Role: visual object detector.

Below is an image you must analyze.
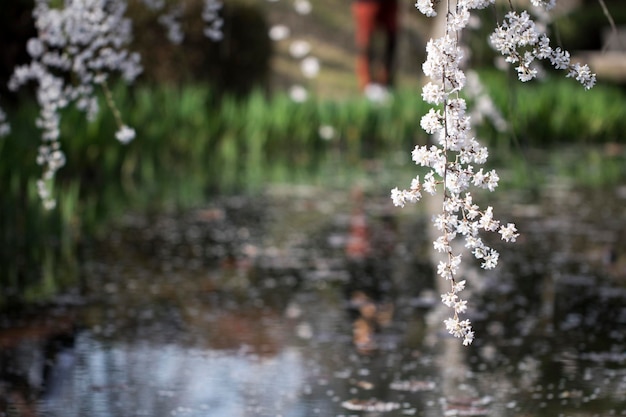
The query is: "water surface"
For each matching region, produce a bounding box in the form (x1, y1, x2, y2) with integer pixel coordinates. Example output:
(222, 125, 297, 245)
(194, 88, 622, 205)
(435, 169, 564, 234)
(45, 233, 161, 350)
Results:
(2, 184, 625, 417)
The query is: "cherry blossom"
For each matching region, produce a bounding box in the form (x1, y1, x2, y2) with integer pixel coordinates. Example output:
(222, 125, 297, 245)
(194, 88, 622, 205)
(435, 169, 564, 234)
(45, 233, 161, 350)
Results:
(391, 0, 592, 345)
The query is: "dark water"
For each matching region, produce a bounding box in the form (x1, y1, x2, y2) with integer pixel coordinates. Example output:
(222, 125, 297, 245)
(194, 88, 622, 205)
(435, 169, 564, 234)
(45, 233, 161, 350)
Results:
(1, 183, 625, 417)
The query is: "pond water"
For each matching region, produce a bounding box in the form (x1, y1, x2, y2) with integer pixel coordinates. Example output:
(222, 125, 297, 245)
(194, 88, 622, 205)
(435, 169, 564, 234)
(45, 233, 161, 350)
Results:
(1, 183, 625, 417)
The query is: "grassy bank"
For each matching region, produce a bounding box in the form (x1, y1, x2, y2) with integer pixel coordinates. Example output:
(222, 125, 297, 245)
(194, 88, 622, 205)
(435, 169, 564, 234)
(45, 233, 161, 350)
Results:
(479, 70, 626, 146)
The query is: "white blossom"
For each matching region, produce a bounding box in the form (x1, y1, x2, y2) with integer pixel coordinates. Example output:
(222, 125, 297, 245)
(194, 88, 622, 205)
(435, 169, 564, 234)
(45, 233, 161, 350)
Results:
(301, 56, 320, 78)
(415, 0, 437, 17)
(465, 0, 494, 9)
(481, 249, 499, 269)
(499, 223, 519, 242)
(27, 38, 45, 58)
(158, 7, 184, 44)
(289, 40, 311, 58)
(568, 62, 596, 90)
(202, 0, 223, 41)
(450, 254, 462, 275)
(318, 125, 335, 140)
(433, 235, 450, 253)
(486, 169, 499, 191)
(452, 280, 466, 293)
(115, 125, 136, 144)
(490, 10, 596, 87)
(438, 260, 453, 281)
(420, 109, 443, 134)
(550, 47, 570, 70)
(423, 170, 437, 195)
(269, 25, 290, 42)
(448, 7, 470, 32)
(530, 0, 556, 10)
(391, 187, 406, 207)
(294, 0, 312, 15)
(454, 299, 468, 314)
(442, 292, 458, 307)
(422, 82, 446, 104)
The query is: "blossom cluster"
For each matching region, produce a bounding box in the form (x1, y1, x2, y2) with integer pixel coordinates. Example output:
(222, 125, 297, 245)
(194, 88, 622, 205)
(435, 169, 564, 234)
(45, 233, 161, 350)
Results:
(203, 0, 224, 42)
(140, 0, 184, 44)
(397, 0, 597, 345)
(9, 0, 143, 209)
(7, 0, 225, 209)
(158, 6, 185, 45)
(490, 10, 596, 89)
(530, 0, 556, 11)
(393, 0, 527, 345)
(139, 0, 223, 44)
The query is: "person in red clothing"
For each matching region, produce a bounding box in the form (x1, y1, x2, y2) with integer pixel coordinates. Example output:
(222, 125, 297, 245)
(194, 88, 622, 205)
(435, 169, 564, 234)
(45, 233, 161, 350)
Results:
(351, 0, 399, 96)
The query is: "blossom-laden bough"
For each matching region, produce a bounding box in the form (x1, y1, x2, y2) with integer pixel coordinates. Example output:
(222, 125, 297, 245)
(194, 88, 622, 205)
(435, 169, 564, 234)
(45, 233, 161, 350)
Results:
(8, 0, 142, 209)
(5, 0, 224, 210)
(392, 0, 595, 345)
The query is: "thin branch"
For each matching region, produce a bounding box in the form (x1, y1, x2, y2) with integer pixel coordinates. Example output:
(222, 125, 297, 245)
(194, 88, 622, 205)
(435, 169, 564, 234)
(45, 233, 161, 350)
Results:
(598, 0, 622, 53)
(101, 79, 124, 129)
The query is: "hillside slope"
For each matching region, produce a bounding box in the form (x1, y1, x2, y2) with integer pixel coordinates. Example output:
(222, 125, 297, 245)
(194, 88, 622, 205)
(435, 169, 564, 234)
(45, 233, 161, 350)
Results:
(263, 0, 430, 99)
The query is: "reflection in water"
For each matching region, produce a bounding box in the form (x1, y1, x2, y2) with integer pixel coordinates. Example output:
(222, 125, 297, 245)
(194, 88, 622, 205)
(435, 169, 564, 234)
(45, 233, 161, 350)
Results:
(38, 334, 304, 417)
(345, 186, 398, 354)
(1, 185, 625, 417)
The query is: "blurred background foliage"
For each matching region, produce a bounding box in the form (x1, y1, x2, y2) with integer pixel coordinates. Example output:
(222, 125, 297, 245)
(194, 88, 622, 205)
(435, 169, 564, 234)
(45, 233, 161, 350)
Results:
(127, 0, 272, 95)
(1, 0, 626, 305)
